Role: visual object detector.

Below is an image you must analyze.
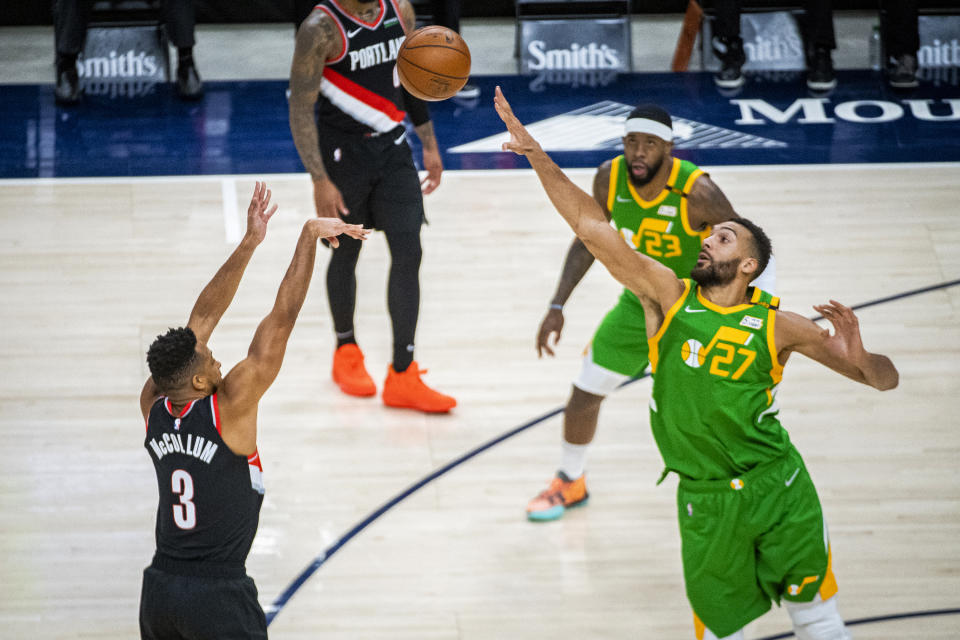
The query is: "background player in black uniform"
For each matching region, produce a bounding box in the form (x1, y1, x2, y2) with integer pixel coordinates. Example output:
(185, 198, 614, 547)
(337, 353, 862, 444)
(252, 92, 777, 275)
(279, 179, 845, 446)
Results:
(289, 0, 456, 413)
(139, 182, 367, 639)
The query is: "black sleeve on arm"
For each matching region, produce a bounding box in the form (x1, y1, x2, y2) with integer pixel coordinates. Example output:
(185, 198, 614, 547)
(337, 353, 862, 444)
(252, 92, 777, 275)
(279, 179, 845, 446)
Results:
(402, 88, 431, 126)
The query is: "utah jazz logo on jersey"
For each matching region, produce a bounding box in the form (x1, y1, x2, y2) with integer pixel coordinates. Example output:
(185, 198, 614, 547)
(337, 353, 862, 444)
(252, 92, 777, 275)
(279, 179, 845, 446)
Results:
(681, 326, 758, 380)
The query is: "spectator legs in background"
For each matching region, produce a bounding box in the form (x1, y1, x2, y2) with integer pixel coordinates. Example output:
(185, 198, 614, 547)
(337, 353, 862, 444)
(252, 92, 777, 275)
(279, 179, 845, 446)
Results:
(164, 0, 203, 99)
(53, 0, 88, 104)
(883, 0, 919, 88)
(712, 0, 746, 89)
(803, 0, 837, 91)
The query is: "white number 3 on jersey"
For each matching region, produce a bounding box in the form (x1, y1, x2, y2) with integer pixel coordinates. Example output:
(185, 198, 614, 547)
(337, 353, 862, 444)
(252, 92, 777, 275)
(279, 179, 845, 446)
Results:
(171, 469, 196, 529)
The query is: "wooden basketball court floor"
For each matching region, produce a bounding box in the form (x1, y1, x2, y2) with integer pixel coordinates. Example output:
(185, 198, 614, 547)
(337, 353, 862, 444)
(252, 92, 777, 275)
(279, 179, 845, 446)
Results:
(1, 163, 958, 638)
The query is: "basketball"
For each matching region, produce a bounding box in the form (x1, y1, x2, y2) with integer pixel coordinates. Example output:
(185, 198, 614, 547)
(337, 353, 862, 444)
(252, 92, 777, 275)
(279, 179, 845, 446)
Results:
(396, 26, 471, 101)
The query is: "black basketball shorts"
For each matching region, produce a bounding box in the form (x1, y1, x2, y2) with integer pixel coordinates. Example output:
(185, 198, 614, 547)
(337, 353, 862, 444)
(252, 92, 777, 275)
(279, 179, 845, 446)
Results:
(318, 124, 426, 233)
(139, 566, 267, 639)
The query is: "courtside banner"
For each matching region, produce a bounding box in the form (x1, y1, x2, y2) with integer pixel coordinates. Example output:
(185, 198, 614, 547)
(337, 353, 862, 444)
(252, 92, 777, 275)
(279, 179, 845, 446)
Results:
(519, 18, 630, 74)
(702, 11, 805, 72)
(78, 25, 168, 98)
(918, 15, 960, 68)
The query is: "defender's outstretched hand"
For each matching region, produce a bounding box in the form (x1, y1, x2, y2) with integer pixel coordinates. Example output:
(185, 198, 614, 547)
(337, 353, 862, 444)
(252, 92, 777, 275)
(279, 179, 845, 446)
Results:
(246, 181, 279, 244)
(494, 86, 542, 156)
(813, 300, 867, 364)
(307, 218, 370, 248)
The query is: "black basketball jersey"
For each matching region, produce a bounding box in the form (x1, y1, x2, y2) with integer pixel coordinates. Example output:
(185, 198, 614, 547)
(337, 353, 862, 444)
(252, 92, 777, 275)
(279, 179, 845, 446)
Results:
(314, 0, 408, 134)
(144, 394, 264, 568)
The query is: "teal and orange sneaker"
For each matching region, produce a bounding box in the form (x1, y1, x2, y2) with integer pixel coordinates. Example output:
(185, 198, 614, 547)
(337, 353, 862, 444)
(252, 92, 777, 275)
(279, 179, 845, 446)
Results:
(526, 472, 589, 521)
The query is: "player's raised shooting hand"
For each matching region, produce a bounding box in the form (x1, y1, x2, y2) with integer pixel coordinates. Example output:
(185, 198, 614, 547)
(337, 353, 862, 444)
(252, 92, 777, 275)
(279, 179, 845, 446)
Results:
(307, 218, 370, 249)
(245, 181, 279, 245)
(494, 86, 542, 156)
(536, 307, 564, 358)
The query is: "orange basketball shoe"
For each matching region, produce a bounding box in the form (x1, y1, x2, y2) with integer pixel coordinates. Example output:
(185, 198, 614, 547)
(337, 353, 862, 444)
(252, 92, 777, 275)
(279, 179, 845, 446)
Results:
(526, 472, 589, 521)
(332, 344, 376, 397)
(382, 362, 456, 413)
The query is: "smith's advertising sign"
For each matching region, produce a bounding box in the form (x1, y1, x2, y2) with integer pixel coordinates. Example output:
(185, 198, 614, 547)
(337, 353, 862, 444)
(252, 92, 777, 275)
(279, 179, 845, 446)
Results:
(519, 18, 630, 74)
(78, 25, 168, 98)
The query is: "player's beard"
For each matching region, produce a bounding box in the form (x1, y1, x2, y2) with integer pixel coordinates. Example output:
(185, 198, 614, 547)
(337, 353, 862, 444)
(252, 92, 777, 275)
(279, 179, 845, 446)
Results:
(691, 257, 741, 288)
(627, 157, 663, 187)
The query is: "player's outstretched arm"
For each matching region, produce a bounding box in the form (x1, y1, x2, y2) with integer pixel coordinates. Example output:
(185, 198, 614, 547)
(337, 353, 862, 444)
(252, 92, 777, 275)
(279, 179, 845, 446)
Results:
(775, 301, 898, 391)
(187, 181, 278, 344)
(493, 86, 683, 313)
(216, 218, 370, 455)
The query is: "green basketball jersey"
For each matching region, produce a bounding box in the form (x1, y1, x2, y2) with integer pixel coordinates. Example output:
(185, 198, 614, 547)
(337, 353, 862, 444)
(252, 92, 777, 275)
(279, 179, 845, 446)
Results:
(648, 279, 789, 480)
(607, 156, 709, 279)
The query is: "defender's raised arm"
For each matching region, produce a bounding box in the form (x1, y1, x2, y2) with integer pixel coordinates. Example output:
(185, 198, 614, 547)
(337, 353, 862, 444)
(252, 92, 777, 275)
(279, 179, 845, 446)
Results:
(493, 86, 683, 317)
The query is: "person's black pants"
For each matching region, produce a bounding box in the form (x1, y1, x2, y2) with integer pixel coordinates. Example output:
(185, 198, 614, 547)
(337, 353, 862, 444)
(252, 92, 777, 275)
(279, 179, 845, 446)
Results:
(883, 0, 919, 58)
(713, 0, 836, 50)
(55, 0, 196, 56)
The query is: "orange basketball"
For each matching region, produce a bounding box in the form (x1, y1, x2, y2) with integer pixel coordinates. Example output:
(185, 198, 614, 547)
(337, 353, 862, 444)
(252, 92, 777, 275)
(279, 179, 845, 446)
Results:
(396, 26, 471, 101)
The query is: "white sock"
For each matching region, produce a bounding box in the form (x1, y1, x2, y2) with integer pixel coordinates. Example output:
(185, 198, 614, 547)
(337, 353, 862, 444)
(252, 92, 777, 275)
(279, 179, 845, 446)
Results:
(786, 595, 851, 640)
(559, 440, 589, 479)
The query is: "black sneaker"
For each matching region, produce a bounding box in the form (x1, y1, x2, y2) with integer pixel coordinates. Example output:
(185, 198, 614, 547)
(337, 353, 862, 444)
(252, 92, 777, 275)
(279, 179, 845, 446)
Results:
(54, 58, 80, 105)
(806, 47, 836, 91)
(456, 82, 479, 99)
(712, 36, 746, 88)
(176, 61, 204, 100)
(888, 54, 919, 89)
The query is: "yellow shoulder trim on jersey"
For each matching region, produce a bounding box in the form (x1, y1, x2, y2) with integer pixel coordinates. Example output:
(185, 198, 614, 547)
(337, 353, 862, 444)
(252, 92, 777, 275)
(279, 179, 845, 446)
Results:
(680, 196, 711, 240)
(648, 278, 691, 373)
(750, 287, 762, 304)
(682, 167, 704, 195)
(770, 295, 780, 309)
(696, 287, 753, 314)
(626, 157, 678, 209)
(767, 308, 784, 384)
(607, 155, 621, 212)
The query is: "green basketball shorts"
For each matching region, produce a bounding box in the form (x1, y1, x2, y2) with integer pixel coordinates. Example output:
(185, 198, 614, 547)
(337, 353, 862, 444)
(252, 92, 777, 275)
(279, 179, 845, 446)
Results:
(573, 289, 651, 396)
(676, 445, 839, 638)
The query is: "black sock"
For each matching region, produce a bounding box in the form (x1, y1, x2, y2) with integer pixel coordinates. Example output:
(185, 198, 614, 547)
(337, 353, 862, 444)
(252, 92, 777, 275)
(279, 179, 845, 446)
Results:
(385, 230, 421, 373)
(327, 235, 362, 351)
(57, 53, 78, 73)
(178, 47, 194, 68)
(336, 330, 357, 349)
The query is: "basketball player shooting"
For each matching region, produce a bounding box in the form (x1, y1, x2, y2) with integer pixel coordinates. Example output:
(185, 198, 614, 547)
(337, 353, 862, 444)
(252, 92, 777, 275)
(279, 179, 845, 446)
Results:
(138, 182, 367, 639)
(494, 86, 899, 640)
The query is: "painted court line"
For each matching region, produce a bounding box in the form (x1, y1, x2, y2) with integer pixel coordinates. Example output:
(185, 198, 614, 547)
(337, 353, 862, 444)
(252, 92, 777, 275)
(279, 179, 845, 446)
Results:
(221, 178, 241, 244)
(265, 277, 960, 627)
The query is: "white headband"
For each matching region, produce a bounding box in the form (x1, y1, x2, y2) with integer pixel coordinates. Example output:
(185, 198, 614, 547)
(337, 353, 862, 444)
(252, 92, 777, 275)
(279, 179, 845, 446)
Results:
(624, 117, 673, 141)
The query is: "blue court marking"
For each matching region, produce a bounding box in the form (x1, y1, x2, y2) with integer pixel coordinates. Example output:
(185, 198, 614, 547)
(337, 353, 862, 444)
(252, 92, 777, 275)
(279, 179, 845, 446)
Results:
(756, 607, 960, 640)
(265, 276, 960, 626)
(2, 70, 959, 178)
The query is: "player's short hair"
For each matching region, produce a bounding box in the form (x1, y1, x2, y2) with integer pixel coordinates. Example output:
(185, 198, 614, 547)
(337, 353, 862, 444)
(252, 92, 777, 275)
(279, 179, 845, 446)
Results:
(624, 104, 673, 141)
(147, 327, 199, 390)
(732, 217, 772, 276)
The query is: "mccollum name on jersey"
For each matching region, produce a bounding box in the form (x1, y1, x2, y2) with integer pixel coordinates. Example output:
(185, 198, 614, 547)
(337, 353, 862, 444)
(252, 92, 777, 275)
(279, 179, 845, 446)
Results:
(148, 431, 218, 464)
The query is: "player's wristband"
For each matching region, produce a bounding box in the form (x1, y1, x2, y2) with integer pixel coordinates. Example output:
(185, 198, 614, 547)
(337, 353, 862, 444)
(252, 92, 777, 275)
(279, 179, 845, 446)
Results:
(550, 303, 563, 311)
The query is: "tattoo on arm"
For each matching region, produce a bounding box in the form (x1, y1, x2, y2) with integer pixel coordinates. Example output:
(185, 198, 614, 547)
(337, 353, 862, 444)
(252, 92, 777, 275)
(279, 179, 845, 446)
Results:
(414, 121, 438, 151)
(398, 0, 417, 32)
(687, 175, 738, 230)
(289, 13, 340, 181)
